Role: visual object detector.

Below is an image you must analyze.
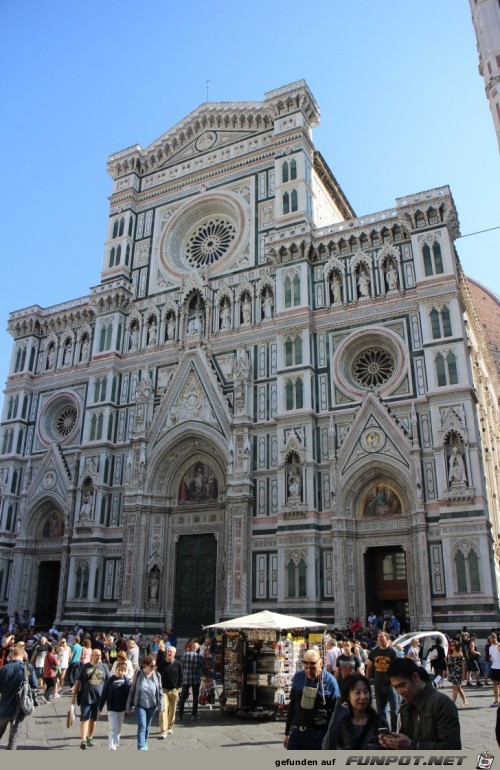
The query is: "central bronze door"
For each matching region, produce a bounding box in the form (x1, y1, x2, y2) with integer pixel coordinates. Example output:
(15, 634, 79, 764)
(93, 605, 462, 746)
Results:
(173, 534, 217, 636)
(35, 561, 61, 626)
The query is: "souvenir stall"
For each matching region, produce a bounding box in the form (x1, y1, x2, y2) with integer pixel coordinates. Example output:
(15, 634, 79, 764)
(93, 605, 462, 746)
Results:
(204, 610, 326, 718)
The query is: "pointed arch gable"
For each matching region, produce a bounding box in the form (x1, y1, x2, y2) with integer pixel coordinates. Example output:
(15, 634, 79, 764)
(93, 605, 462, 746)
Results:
(147, 349, 232, 450)
(324, 256, 345, 278)
(376, 244, 401, 268)
(350, 250, 372, 271)
(336, 394, 413, 479)
(235, 280, 254, 302)
(24, 444, 72, 515)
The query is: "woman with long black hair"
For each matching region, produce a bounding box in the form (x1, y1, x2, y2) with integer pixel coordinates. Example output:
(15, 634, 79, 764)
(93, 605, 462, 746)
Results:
(322, 673, 388, 749)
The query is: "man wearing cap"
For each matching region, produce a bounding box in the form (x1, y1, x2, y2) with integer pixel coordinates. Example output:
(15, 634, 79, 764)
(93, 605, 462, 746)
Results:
(284, 649, 339, 750)
(0, 643, 37, 750)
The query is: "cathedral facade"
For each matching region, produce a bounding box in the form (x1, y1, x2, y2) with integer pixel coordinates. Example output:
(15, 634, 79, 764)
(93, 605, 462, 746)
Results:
(1, 81, 499, 634)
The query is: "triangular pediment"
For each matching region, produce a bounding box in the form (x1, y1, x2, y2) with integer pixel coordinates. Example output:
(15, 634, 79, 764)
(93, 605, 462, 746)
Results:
(108, 81, 321, 179)
(149, 349, 232, 447)
(156, 128, 263, 170)
(25, 443, 72, 511)
(338, 394, 412, 477)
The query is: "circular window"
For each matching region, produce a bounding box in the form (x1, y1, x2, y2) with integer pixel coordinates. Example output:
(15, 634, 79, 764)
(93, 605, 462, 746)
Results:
(332, 327, 407, 399)
(160, 192, 248, 278)
(54, 404, 78, 438)
(38, 392, 81, 445)
(352, 348, 395, 388)
(185, 218, 237, 268)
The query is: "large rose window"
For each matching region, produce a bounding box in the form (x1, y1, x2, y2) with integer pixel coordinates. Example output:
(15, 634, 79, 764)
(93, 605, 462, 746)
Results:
(159, 192, 248, 278)
(185, 219, 237, 268)
(54, 404, 78, 438)
(352, 348, 395, 388)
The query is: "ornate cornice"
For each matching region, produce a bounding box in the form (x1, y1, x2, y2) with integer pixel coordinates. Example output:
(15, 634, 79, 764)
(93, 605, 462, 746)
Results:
(107, 81, 320, 180)
(8, 297, 95, 340)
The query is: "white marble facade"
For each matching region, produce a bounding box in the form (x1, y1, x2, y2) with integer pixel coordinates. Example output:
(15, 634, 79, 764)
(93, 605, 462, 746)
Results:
(0, 81, 499, 633)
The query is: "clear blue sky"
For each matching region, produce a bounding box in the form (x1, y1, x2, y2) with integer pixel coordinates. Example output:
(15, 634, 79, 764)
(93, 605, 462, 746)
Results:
(1, 0, 499, 395)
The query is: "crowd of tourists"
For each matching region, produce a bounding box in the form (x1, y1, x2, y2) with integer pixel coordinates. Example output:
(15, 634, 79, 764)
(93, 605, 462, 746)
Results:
(284, 621, 500, 750)
(0, 616, 216, 751)
(1, 611, 500, 751)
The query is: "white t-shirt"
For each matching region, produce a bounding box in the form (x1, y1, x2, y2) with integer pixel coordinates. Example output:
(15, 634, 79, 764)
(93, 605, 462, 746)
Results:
(489, 644, 500, 669)
(326, 645, 341, 670)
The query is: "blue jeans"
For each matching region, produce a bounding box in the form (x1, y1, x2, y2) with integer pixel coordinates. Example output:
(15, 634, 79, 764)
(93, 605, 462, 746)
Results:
(375, 685, 399, 731)
(136, 704, 156, 749)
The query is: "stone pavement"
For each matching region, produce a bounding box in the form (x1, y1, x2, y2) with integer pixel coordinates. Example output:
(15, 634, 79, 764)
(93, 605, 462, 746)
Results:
(4, 681, 498, 751)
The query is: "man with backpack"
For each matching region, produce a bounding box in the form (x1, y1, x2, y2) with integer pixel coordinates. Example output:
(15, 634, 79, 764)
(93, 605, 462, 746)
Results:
(0, 642, 37, 750)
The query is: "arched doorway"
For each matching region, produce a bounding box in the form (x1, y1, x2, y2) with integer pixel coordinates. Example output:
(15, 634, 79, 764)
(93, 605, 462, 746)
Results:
(31, 507, 65, 626)
(35, 561, 61, 626)
(364, 546, 409, 626)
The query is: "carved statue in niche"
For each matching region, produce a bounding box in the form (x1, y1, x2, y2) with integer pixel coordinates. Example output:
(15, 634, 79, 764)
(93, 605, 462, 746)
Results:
(448, 446, 467, 485)
(288, 471, 301, 498)
(286, 452, 303, 505)
(148, 569, 160, 601)
(330, 271, 342, 304)
(136, 369, 151, 401)
(187, 297, 204, 334)
(233, 349, 251, 412)
(262, 288, 274, 319)
(241, 294, 252, 325)
(80, 335, 90, 362)
(80, 481, 94, 520)
(386, 260, 399, 291)
(363, 484, 402, 517)
(179, 462, 218, 502)
(147, 317, 157, 346)
(135, 369, 151, 430)
(84, 456, 98, 480)
(220, 299, 231, 331)
(166, 314, 175, 341)
(129, 322, 139, 350)
(62, 339, 72, 366)
(46, 344, 56, 369)
(357, 268, 371, 298)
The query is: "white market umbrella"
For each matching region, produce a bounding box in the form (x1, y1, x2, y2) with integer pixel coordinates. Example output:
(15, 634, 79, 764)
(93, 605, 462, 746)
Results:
(203, 609, 326, 631)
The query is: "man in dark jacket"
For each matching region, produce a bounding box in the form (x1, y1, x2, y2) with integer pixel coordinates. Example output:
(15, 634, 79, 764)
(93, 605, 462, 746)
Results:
(156, 642, 183, 737)
(379, 658, 461, 750)
(0, 642, 37, 750)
